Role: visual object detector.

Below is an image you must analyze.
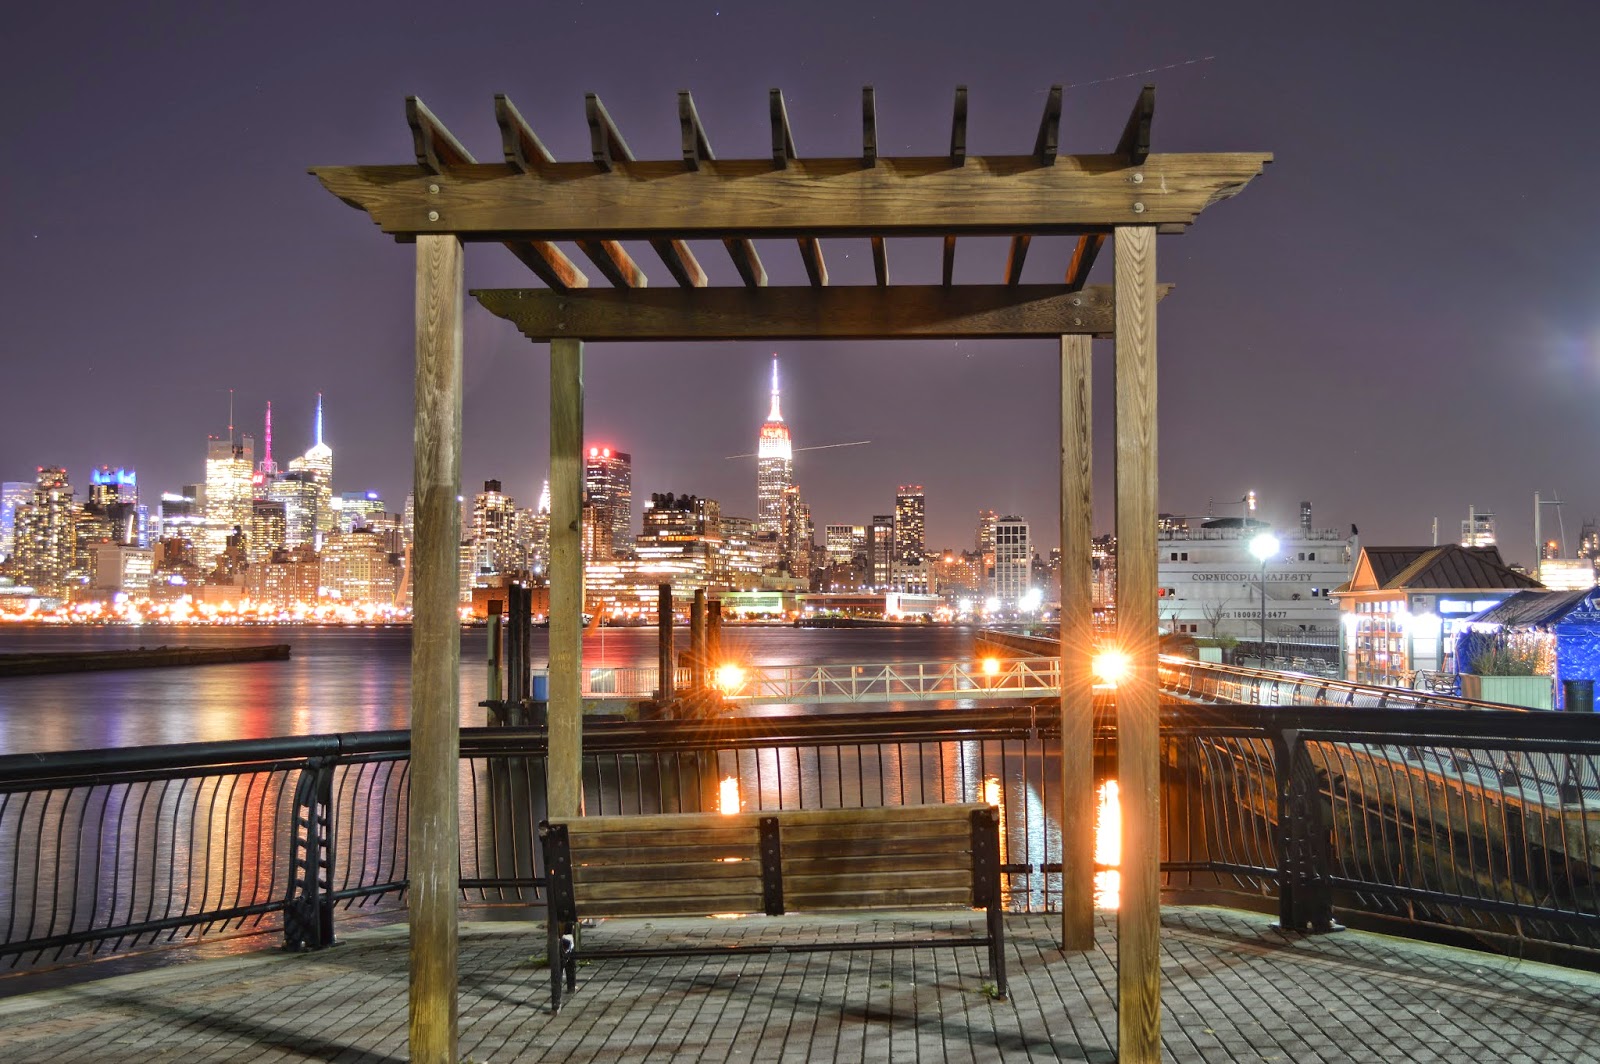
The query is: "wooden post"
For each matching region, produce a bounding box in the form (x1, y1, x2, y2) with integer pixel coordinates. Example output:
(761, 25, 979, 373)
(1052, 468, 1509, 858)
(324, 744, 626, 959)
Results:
(548, 338, 584, 819)
(486, 602, 503, 724)
(410, 233, 463, 1064)
(657, 583, 674, 703)
(707, 600, 723, 670)
(689, 589, 706, 691)
(1059, 333, 1095, 952)
(1113, 224, 1160, 1062)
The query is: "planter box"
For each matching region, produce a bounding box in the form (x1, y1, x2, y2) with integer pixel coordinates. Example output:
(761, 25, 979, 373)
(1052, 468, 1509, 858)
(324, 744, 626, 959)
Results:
(1460, 673, 1554, 710)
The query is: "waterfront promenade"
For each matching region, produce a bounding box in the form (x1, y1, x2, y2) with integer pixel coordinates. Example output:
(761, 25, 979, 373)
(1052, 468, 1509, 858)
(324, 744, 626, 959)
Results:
(2, 906, 1596, 1062)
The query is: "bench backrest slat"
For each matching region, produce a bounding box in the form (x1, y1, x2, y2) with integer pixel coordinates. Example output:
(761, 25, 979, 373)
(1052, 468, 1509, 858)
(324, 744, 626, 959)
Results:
(546, 803, 995, 921)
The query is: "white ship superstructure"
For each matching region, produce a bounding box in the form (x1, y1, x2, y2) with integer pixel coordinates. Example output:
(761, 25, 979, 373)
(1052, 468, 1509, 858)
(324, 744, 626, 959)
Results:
(1157, 517, 1353, 643)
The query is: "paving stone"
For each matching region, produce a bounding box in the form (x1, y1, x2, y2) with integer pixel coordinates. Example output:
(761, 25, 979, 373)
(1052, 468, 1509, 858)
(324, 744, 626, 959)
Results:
(0, 907, 1597, 1062)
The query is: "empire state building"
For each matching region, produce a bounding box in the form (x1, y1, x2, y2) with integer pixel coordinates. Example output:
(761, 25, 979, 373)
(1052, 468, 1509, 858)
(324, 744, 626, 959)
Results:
(756, 355, 793, 538)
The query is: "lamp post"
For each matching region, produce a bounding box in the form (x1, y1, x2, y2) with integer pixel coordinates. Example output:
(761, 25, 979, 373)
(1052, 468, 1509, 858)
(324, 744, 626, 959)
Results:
(1249, 532, 1279, 668)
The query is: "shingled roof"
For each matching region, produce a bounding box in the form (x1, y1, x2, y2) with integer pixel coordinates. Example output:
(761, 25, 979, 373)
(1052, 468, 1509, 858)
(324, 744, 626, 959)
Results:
(1465, 587, 1600, 628)
(1346, 545, 1543, 594)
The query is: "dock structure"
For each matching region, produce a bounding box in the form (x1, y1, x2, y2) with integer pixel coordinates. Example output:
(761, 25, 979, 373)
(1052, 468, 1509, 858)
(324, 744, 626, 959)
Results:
(0, 644, 290, 677)
(311, 84, 1269, 1062)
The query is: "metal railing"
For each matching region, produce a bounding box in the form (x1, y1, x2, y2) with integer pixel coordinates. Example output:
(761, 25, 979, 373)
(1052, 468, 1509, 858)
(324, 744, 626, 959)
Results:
(1160, 657, 1518, 712)
(3, 704, 1597, 970)
(549, 658, 1063, 704)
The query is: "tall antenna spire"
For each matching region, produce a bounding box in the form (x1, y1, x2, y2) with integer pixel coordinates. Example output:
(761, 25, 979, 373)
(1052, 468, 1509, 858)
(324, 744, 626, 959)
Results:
(228, 388, 235, 444)
(315, 392, 324, 447)
(767, 353, 783, 421)
(263, 401, 274, 466)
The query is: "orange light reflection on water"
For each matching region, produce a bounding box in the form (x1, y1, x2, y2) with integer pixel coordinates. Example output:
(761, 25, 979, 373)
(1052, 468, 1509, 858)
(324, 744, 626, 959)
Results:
(1095, 779, 1121, 910)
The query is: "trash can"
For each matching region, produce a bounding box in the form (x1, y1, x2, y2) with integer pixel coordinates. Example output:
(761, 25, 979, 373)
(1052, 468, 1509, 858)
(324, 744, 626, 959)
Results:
(531, 672, 549, 702)
(1561, 678, 1594, 713)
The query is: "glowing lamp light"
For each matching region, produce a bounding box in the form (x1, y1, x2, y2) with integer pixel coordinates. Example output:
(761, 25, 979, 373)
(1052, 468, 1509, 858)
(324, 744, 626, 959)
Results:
(1092, 649, 1130, 686)
(718, 776, 741, 816)
(1020, 587, 1043, 612)
(714, 663, 746, 695)
(984, 596, 1001, 615)
(1249, 532, 1280, 563)
(981, 657, 1001, 676)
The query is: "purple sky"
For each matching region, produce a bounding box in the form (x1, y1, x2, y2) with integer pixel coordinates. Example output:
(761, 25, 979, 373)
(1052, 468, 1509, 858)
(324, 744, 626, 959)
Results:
(5, 2, 1599, 567)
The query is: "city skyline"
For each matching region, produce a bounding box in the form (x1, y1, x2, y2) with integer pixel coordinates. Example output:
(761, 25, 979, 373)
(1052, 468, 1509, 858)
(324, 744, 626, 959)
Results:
(5, 4, 1600, 565)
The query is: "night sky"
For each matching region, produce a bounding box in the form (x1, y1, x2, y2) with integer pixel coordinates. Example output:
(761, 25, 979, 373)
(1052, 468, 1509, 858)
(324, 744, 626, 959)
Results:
(6, 2, 1599, 567)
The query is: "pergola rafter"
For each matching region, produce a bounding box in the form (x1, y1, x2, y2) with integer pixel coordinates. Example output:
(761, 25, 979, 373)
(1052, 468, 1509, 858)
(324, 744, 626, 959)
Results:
(312, 84, 1269, 1064)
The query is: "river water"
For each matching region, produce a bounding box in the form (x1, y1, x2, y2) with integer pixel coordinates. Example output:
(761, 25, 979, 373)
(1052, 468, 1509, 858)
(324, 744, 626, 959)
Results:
(0, 624, 981, 755)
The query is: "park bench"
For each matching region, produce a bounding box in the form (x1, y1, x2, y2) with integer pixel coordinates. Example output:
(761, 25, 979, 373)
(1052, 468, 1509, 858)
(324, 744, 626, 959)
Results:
(538, 803, 1005, 1011)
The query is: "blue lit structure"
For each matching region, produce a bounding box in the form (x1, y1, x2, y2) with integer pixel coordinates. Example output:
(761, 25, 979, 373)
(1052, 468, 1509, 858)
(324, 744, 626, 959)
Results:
(1456, 587, 1600, 711)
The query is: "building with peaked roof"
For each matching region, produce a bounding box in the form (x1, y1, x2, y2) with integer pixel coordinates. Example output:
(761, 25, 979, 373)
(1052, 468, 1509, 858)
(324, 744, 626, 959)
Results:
(1333, 544, 1543, 687)
(1455, 587, 1600, 711)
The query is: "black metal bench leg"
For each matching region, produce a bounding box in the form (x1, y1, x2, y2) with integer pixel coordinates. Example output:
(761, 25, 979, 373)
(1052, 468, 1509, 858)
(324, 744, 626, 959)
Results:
(988, 903, 1008, 999)
(564, 926, 577, 992)
(548, 916, 563, 1012)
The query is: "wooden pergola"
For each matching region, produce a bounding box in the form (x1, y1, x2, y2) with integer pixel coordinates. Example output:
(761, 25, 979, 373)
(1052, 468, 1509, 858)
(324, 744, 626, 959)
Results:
(312, 85, 1268, 1064)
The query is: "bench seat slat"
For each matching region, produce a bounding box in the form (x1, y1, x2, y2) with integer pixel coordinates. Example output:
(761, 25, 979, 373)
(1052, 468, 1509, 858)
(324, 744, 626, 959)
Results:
(761, 805, 985, 827)
(786, 887, 974, 910)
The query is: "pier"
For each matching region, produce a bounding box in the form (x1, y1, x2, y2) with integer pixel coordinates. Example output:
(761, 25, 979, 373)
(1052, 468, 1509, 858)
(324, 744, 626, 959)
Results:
(0, 644, 290, 677)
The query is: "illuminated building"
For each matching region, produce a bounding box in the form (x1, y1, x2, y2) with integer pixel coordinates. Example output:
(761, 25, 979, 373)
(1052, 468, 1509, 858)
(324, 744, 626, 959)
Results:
(930, 550, 984, 598)
(824, 524, 859, 568)
(642, 493, 720, 540)
(471, 480, 519, 576)
(756, 355, 793, 539)
(584, 446, 632, 558)
(994, 515, 1031, 608)
(894, 485, 926, 567)
(580, 501, 610, 564)
(88, 543, 153, 595)
(87, 468, 139, 545)
(334, 491, 386, 534)
(249, 544, 320, 611)
(320, 527, 399, 605)
(1334, 544, 1540, 686)
(1461, 506, 1495, 548)
(715, 515, 768, 588)
(867, 515, 894, 589)
(287, 394, 334, 541)
(204, 433, 255, 563)
(267, 471, 320, 548)
(249, 500, 288, 565)
(1, 482, 30, 561)
(778, 485, 813, 578)
(157, 488, 205, 546)
(1092, 534, 1117, 612)
(528, 480, 551, 575)
(15, 468, 77, 596)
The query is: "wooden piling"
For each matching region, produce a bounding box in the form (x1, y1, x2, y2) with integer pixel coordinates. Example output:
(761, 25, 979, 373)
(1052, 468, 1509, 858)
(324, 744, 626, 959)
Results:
(548, 338, 584, 819)
(657, 583, 674, 703)
(1059, 332, 1095, 952)
(410, 233, 464, 1064)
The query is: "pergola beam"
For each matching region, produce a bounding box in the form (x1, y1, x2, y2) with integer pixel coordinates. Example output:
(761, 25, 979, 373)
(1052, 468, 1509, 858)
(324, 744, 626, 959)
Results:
(412, 94, 588, 291)
(862, 86, 877, 167)
(1005, 235, 1031, 285)
(678, 91, 713, 170)
(311, 152, 1271, 238)
(472, 282, 1169, 341)
(1118, 84, 1156, 164)
(1066, 233, 1105, 289)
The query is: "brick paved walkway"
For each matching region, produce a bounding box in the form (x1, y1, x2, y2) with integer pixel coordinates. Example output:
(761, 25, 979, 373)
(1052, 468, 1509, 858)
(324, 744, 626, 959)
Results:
(1, 906, 1597, 1062)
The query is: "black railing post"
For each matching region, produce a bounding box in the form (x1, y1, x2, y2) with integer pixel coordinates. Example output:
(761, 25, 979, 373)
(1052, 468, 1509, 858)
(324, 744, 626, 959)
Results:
(1272, 728, 1335, 934)
(284, 757, 336, 950)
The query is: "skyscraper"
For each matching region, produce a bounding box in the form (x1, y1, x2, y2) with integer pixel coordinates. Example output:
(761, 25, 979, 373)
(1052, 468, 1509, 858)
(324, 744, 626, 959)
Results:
(584, 446, 632, 557)
(0, 482, 30, 561)
(994, 515, 1031, 607)
(204, 433, 254, 564)
(253, 401, 280, 499)
(288, 394, 334, 542)
(87, 467, 139, 546)
(756, 355, 794, 538)
(894, 485, 926, 567)
(868, 515, 894, 589)
(15, 467, 76, 595)
(471, 480, 519, 575)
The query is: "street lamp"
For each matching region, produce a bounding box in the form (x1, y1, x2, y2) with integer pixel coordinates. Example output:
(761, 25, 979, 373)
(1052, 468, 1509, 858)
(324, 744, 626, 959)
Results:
(1249, 532, 1279, 668)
